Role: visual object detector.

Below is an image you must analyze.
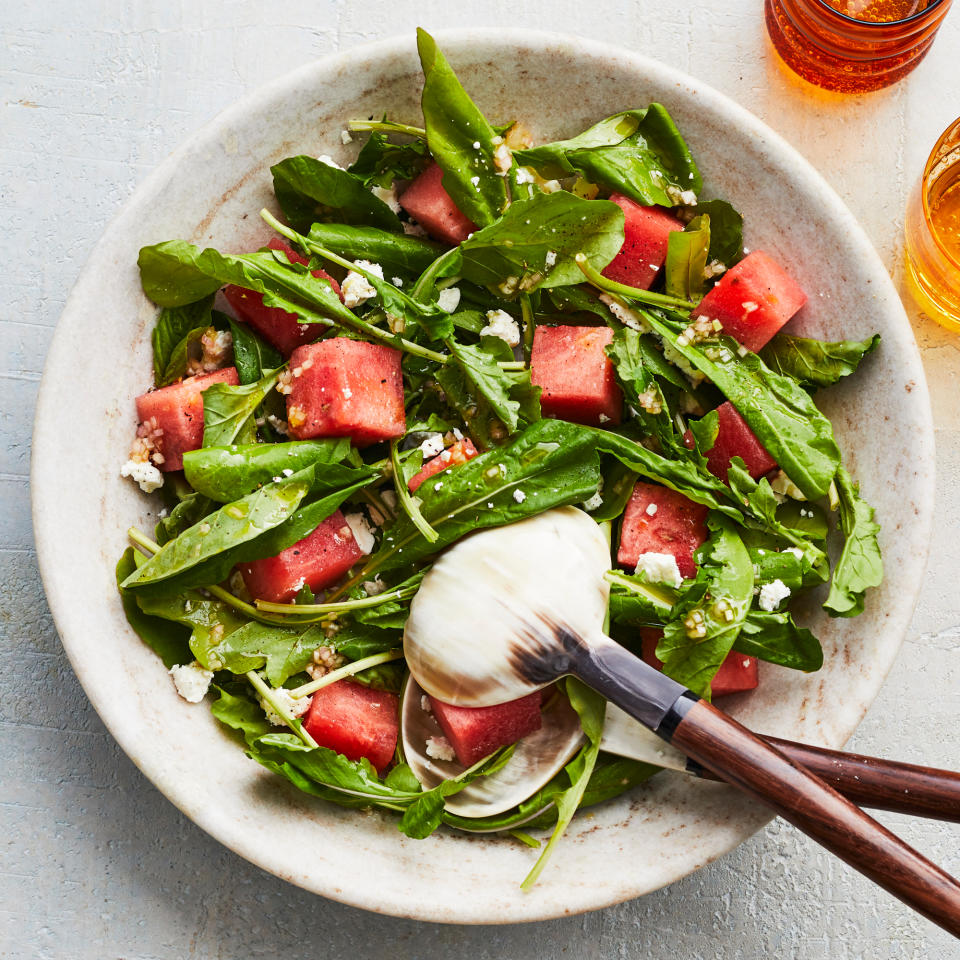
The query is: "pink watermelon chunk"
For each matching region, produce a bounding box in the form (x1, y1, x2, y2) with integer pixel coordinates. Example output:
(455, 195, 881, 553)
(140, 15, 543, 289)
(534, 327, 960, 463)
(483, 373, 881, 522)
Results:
(408, 438, 479, 492)
(135, 367, 239, 472)
(398, 163, 476, 246)
(618, 481, 709, 580)
(601, 194, 684, 290)
(531, 325, 622, 427)
(428, 692, 543, 767)
(683, 401, 778, 484)
(285, 338, 406, 446)
(691, 250, 807, 353)
(223, 238, 342, 357)
(303, 680, 399, 774)
(237, 509, 364, 603)
(640, 630, 758, 698)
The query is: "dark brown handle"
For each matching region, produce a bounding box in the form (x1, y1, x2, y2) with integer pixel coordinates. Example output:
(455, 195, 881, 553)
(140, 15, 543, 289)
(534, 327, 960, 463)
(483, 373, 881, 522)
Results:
(689, 736, 960, 822)
(671, 699, 960, 937)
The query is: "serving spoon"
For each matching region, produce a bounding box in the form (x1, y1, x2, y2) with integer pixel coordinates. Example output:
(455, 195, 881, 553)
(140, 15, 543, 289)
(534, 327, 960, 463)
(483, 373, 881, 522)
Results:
(403, 506, 960, 934)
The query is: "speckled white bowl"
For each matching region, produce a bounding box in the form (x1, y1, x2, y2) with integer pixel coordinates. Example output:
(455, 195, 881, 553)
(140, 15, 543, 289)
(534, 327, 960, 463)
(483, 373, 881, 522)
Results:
(32, 30, 934, 923)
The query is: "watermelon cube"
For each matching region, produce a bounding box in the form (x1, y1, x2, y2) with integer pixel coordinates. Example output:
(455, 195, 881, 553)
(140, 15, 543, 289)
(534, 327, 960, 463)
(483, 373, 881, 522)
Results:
(285, 338, 406, 446)
(237, 509, 363, 603)
(683, 401, 777, 484)
(223, 238, 342, 357)
(601, 193, 684, 290)
(398, 163, 476, 246)
(640, 630, 758, 698)
(135, 367, 239, 472)
(428, 692, 543, 767)
(531, 325, 622, 427)
(303, 680, 399, 774)
(618, 481, 708, 580)
(691, 250, 807, 353)
(408, 438, 479, 492)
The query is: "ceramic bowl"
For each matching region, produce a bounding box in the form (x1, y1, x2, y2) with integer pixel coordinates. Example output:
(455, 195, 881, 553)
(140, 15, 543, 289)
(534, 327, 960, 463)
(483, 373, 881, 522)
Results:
(32, 30, 934, 923)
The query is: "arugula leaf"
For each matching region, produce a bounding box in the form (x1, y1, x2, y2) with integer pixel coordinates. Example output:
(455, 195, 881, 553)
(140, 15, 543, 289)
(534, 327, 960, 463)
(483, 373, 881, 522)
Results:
(151, 295, 215, 383)
(760, 334, 880, 390)
(664, 214, 710, 303)
(201, 369, 280, 448)
(155, 491, 214, 545)
(211, 685, 275, 747)
(158, 326, 208, 386)
(116, 548, 191, 667)
(454, 192, 625, 293)
(607, 568, 679, 625)
(824, 467, 883, 617)
(348, 130, 429, 187)
(657, 515, 754, 697)
(416, 28, 507, 227)
(514, 105, 702, 207)
(271, 155, 402, 232)
(212, 621, 328, 685)
(227, 316, 282, 384)
(696, 199, 743, 266)
(521, 678, 605, 889)
(183, 439, 360, 502)
(735, 611, 823, 672)
(307, 223, 442, 275)
(642, 311, 841, 500)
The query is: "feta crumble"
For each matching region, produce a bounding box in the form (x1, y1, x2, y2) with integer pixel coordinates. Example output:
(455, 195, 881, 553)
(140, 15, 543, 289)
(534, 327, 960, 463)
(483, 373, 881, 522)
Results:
(371, 183, 401, 213)
(344, 511, 377, 554)
(481, 309, 520, 346)
(515, 167, 536, 185)
(758, 579, 791, 612)
(341, 259, 383, 308)
(635, 552, 683, 589)
(421, 695, 433, 713)
(666, 184, 698, 206)
(169, 661, 213, 703)
(492, 141, 512, 173)
(582, 491, 604, 512)
(419, 433, 446, 458)
(544, 250, 557, 268)
(316, 154, 345, 170)
(513, 489, 527, 503)
(340, 129, 353, 144)
(599, 294, 652, 333)
(121, 458, 164, 493)
(363, 577, 387, 596)
(402, 220, 428, 237)
(425, 736, 456, 762)
(437, 286, 461, 313)
(645, 502, 658, 517)
(782, 546, 805, 561)
(259, 687, 312, 726)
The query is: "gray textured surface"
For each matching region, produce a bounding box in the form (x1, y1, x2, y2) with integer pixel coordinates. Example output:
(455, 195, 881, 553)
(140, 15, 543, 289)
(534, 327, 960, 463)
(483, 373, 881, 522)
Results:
(2, 2, 959, 957)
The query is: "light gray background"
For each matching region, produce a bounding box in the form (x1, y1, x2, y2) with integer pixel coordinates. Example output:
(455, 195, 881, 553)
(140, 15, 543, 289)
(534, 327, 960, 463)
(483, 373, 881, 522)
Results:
(3, 2, 959, 957)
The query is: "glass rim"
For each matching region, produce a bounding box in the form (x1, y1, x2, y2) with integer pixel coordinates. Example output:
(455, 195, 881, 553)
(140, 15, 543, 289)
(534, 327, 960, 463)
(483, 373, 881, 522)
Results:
(921, 116, 960, 271)
(811, 0, 950, 28)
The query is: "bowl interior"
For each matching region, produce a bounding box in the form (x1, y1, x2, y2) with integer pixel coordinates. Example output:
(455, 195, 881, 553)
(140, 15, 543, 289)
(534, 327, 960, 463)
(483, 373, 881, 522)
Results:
(31, 30, 934, 923)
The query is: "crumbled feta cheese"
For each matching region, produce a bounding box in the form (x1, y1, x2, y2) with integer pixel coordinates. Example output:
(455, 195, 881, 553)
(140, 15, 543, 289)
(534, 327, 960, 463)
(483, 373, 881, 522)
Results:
(598, 413, 610, 424)
(470, 175, 480, 186)
(758, 579, 792, 612)
(513, 489, 527, 503)
(419, 433, 446, 458)
(599, 294, 652, 333)
(266, 414, 289, 435)
(498, 276, 520, 296)
(169, 661, 214, 703)
(121, 458, 164, 493)
(541, 179, 562, 193)
(544, 250, 557, 268)
(362, 577, 387, 596)
(344, 511, 376, 554)
(425, 736, 456, 762)
(392, 277, 403, 287)
(342, 385, 353, 400)
(741, 301, 759, 315)
(371, 183, 401, 213)
(421, 695, 433, 713)
(635, 552, 683, 589)
(493, 141, 512, 173)
(316, 154, 345, 170)
(340, 129, 353, 144)
(636, 385, 663, 415)
(645, 502, 658, 517)
(341, 260, 383, 308)
(259, 687, 312, 726)
(666, 184, 698, 206)
(481, 309, 520, 346)
(437, 286, 461, 313)
(472, 140, 481, 149)
(402, 220, 428, 237)
(783, 546, 805, 561)
(703, 259, 727, 279)
(515, 166, 536, 184)
(582, 491, 604, 512)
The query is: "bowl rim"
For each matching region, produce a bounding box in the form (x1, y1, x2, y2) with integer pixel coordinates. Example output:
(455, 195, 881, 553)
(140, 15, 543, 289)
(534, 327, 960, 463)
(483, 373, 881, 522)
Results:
(31, 27, 935, 923)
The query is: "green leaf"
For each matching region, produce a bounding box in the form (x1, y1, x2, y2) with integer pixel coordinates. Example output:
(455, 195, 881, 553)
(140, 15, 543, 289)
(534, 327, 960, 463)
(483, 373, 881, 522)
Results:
(213, 622, 328, 685)
(271, 155, 402, 232)
(607, 568, 679, 625)
(696, 199, 743, 266)
(154, 491, 214, 545)
(116, 548, 191, 668)
(158, 326, 209, 387)
(658, 515, 754, 697)
(664, 214, 710, 303)
(735, 611, 823, 672)
(201, 369, 281, 448)
(307, 223, 442, 276)
(183, 439, 360, 502)
(455, 192, 625, 293)
(348, 130, 429, 188)
(227, 316, 283, 385)
(417, 28, 508, 228)
(514, 105, 702, 207)
(824, 467, 883, 617)
(150, 295, 215, 383)
(759, 334, 880, 390)
(211, 685, 274, 747)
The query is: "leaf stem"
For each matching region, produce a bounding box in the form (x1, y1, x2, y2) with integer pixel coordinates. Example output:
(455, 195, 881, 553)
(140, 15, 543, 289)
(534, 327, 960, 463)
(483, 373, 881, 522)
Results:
(348, 119, 427, 139)
(246, 670, 319, 747)
(254, 584, 417, 616)
(575, 254, 694, 312)
(390, 439, 440, 544)
(520, 293, 535, 363)
(127, 527, 160, 554)
(288, 649, 404, 699)
(497, 360, 526, 371)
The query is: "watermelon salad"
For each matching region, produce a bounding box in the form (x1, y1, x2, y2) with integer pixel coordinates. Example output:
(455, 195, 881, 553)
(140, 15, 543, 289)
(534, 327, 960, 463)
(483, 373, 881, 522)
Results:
(116, 29, 883, 880)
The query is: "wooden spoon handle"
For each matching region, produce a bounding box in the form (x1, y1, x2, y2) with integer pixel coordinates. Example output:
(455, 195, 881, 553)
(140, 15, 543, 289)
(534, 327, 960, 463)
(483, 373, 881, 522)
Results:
(668, 697, 960, 936)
